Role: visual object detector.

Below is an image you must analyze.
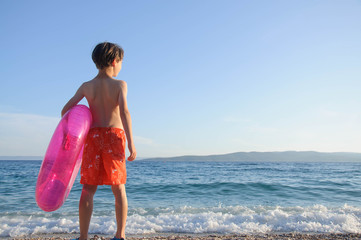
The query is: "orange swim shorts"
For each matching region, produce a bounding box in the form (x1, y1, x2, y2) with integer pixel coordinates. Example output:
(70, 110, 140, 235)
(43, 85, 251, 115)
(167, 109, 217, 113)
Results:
(80, 127, 126, 185)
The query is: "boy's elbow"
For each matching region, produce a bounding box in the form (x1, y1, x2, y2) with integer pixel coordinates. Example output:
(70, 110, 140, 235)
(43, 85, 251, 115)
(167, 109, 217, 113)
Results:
(119, 107, 130, 118)
(120, 109, 130, 117)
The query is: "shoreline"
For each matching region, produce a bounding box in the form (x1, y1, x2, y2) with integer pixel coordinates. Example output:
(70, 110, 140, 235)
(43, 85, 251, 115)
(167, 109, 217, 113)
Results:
(6, 232, 361, 240)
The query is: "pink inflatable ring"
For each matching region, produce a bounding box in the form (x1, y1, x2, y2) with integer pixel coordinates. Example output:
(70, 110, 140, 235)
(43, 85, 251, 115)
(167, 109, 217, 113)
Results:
(36, 105, 92, 212)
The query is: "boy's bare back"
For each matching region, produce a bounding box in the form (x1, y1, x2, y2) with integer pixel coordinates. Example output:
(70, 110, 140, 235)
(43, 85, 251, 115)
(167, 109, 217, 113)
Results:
(81, 77, 127, 129)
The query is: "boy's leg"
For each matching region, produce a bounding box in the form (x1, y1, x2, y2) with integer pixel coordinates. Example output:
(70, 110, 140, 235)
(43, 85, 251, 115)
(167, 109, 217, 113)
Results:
(111, 184, 128, 239)
(79, 184, 98, 240)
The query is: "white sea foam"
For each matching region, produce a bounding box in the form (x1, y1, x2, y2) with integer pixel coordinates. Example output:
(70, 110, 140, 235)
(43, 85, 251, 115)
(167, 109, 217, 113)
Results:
(1, 204, 360, 237)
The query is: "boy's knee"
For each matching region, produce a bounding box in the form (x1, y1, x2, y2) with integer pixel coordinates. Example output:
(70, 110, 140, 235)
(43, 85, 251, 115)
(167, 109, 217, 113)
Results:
(82, 184, 97, 196)
(111, 184, 126, 198)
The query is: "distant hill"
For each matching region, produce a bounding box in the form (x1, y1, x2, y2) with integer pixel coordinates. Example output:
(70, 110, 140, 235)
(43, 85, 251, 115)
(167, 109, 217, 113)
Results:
(1, 151, 361, 162)
(143, 151, 361, 162)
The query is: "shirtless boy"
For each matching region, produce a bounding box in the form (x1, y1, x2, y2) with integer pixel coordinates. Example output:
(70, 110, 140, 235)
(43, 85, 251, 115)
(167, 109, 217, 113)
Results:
(61, 42, 136, 240)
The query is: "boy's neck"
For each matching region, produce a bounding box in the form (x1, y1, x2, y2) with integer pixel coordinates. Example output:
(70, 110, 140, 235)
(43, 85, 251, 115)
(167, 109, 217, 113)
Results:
(96, 67, 114, 79)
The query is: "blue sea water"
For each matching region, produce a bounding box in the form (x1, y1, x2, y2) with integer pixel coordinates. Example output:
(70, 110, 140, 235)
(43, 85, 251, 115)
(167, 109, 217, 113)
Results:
(0, 160, 361, 237)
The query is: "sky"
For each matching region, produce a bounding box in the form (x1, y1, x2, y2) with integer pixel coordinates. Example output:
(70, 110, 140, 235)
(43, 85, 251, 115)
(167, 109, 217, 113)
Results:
(0, 1, 360, 158)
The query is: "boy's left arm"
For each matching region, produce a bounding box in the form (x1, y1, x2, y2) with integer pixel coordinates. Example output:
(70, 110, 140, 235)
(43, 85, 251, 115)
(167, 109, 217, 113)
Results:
(61, 84, 85, 117)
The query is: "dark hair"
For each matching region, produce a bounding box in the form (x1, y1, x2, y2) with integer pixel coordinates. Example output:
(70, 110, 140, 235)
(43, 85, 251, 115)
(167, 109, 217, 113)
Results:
(92, 42, 124, 69)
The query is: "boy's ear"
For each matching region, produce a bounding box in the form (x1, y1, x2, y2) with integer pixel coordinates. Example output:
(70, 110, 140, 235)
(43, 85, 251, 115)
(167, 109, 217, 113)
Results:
(111, 60, 116, 67)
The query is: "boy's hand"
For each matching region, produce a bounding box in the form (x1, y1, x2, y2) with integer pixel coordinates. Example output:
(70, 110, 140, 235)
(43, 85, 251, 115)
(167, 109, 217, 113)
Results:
(127, 144, 137, 161)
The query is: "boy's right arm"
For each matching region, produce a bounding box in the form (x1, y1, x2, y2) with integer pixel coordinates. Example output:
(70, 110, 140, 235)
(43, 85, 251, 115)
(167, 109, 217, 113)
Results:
(118, 81, 137, 161)
(61, 83, 85, 117)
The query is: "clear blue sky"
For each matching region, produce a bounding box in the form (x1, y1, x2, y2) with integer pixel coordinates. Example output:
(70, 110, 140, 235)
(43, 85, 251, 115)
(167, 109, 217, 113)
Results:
(1, 1, 360, 157)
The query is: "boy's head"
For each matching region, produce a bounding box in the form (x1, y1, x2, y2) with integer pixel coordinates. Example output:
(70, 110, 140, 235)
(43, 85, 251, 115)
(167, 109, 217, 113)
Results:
(92, 42, 124, 70)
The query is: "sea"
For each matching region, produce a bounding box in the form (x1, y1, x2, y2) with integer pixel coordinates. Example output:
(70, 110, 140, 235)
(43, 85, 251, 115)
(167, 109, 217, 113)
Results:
(0, 160, 361, 237)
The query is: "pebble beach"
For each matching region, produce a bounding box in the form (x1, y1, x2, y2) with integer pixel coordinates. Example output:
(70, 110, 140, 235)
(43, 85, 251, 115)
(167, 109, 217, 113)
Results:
(8, 233, 361, 240)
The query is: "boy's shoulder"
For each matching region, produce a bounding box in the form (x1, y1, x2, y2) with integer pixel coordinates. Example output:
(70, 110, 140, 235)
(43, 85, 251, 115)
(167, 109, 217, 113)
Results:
(113, 78, 127, 84)
(81, 78, 127, 94)
(111, 78, 127, 89)
(82, 78, 127, 86)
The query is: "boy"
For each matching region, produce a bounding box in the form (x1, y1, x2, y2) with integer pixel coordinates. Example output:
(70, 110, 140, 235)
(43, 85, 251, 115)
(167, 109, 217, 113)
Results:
(61, 42, 136, 240)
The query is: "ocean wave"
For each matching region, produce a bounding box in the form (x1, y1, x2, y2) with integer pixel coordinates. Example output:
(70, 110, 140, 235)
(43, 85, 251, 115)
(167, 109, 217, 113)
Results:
(1, 204, 360, 237)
